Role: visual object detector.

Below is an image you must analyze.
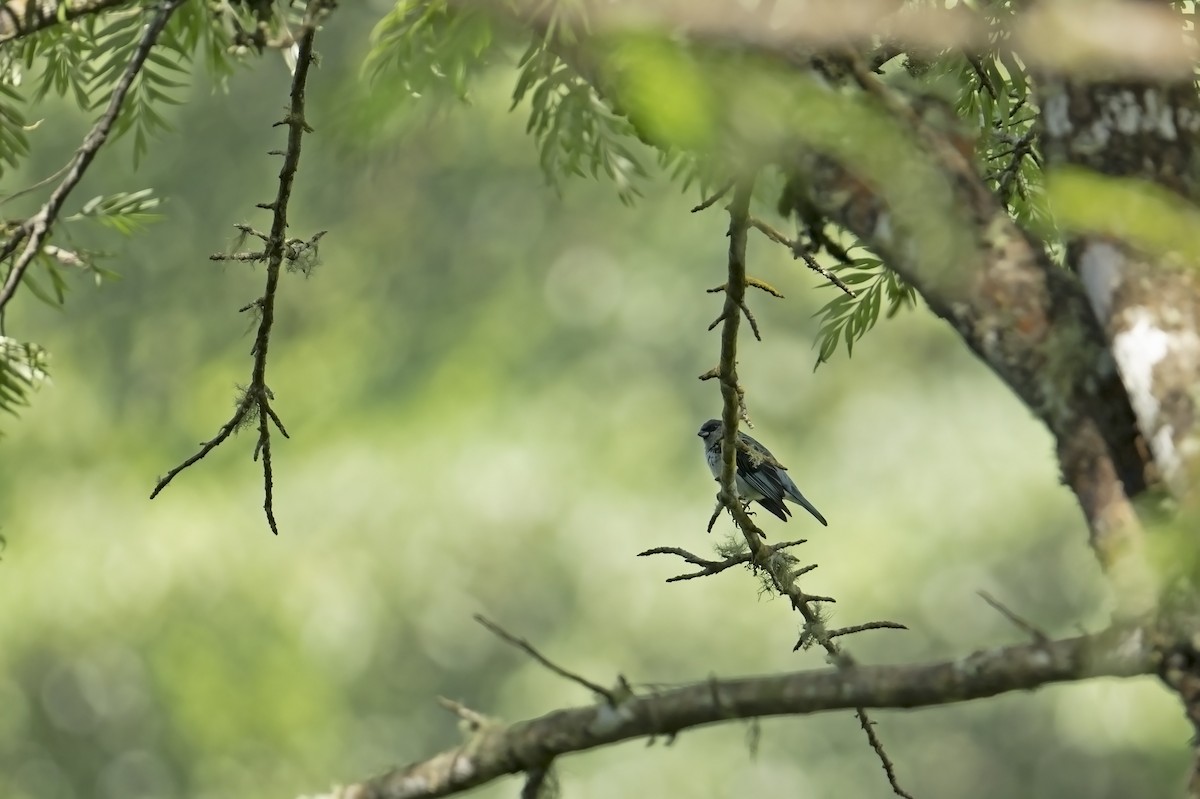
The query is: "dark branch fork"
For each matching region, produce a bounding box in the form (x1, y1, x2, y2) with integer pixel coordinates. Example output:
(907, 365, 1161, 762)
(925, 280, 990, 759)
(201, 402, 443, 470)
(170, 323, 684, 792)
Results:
(149, 0, 331, 534)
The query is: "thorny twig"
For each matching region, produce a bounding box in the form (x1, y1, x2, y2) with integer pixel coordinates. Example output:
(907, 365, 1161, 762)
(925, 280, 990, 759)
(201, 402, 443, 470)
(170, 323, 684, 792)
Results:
(828, 621, 909, 639)
(638, 539, 808, 582)
(748, 216, 856, 297)
(474, 615, 617, 705)
(705, 276, 782, 341)
(0, 0, 186, 316)
(707, 174, 913, 799)
(150, 0, 331, 534)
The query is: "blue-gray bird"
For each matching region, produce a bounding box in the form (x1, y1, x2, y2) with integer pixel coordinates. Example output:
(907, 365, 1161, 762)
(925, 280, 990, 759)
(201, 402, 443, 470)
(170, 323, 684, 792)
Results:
(698, 419, 828, 526)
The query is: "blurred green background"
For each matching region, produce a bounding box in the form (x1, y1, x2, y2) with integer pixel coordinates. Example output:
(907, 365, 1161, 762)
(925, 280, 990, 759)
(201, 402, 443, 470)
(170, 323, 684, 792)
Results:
(0, 3, 1189, 798)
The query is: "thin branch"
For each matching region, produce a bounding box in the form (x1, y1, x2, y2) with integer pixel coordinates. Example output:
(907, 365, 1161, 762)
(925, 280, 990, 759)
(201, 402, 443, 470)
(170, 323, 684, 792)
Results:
(474, 615, 616, 704)
(994, 127, 1037, 206)
(0, 0, 185, 311)
(855, 707, 909, 799)
(713, 175, 913, 798)
(967, 54, 997, 99)
(322, 626, 1152, 799)
(212, 251, 268, 263)
(747, 276, 784, 297)
(748, 216, 856, 297)
(691, 180, 733, 213)
(436, 697, 493, 731)
(149, 394, 255, 496)
(638, 539, 807, 582)
(978, 591, 1050, 644)
(828, 621, 909, 639)
(150, 0, 331, 534)
(0, 0, 133, 45)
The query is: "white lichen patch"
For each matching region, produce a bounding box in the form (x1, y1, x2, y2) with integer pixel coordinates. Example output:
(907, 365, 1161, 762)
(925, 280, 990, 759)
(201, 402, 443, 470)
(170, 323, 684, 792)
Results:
(1110, 90, 1141, 134)
(873, 212, 893, 247)
(1112, 311, 1170, 430)
(1152, 424, 1182, 484)
(1064, 87, 1184, 156)
(1026, 649, 1054, 670)
(588, 701, 636, 736)
(1141, 89, 1178, 140)
(1079, 240, 1124, 322)
(451, 755, 477, 780)
(1177, 105, 1200, 134)
(1111, 309, 1200, 485)
(1042, 91, 1072, 137)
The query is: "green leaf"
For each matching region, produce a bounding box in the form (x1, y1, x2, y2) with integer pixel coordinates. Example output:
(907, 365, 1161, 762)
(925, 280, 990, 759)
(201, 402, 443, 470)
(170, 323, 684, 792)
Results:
(68, 189, 163, 234)
(812, 257, 915, 367)
(0, 336, 49, 425)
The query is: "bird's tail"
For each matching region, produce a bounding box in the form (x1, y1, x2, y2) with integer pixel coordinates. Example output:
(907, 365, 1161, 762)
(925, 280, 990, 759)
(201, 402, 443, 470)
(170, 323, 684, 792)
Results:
(787, 490, 828, 527)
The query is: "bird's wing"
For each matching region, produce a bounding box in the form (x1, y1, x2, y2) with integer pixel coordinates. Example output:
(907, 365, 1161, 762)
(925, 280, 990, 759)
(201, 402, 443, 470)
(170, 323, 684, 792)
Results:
(738, 433, 829, 527)
(735, 439, 790, 503)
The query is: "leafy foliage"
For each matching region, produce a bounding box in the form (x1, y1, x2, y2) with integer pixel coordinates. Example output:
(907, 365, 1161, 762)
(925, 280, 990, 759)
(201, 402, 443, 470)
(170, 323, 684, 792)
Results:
(0, 3, 224, 421)
(0, 79, 29, 180)
(512, 38, 648, 204)
(0, 1, 247, 176)
(6, 188, 160, 313)
(813, 258, 917, 368)
(802, 39, 1054, 364)
(0, 0, 1149, 411)
(84, 11, 186, 165)
(68, 189, 162, 236)
(364, 1, 652, 203)
(365, 0, 495, 101)
(0, 336, 48, 422)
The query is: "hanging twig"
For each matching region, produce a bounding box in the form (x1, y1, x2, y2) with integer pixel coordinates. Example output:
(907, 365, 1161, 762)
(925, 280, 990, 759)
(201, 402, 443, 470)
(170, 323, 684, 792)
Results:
(710, 175, 913, 799)
(150, 0, 332, 534)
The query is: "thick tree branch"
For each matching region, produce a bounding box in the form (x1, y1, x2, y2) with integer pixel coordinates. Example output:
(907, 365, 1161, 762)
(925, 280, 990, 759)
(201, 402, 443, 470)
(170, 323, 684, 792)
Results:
(1031, 3, 1200, 777)
(488, 0, 1195, 77)
(775, 63, 1155, 613)
(1035, 9, 1200, 503)
(0, 0, 185, 311)
(313, 626, 1153, 799)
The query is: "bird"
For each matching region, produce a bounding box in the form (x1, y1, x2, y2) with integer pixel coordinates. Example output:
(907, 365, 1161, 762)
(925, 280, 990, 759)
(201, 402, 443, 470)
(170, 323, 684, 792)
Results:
(697, 419, 828, 526)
